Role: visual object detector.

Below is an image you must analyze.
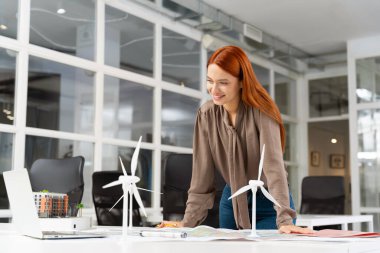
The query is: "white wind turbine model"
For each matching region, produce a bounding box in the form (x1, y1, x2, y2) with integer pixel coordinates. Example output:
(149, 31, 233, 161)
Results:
(229, 144, 281, 237)
(102, 136, 150, 238)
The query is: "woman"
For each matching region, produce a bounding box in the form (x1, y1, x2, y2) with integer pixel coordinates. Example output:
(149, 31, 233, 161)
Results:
(159, 46, 312, 234)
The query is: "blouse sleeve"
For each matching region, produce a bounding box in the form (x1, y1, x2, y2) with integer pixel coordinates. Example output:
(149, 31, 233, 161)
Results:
(256, 109, 297, 227)
(182, 109, 216, 227)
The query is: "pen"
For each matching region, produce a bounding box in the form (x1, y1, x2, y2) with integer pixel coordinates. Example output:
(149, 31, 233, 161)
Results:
(139, 231, 187, 238)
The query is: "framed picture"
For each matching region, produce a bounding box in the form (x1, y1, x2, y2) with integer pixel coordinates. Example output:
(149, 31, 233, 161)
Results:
(310, 151, 320, 166)
(330, 154, 345, 168)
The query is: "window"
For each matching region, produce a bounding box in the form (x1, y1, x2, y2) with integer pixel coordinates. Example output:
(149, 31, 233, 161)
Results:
(284, 122, 296, 162)
(105, 5, 154, 77)
(103, 76, 154, 142)
(0, 48, 16, 125)
(161, 91, 199, 148)
(309, 76, 348, 117)
(102, 144, 152, 207)
(357, 109, 380, 208)
(252, 63, 270, 94)
(356, 56, 380, 103)
(0, 132, 13, 173)
(30, 0, 95, 60)
(27, 56, 95, 134)
(162, 28, 201, 90)
(0, 0, 18, 39)
(275, 73, 296, 117)
(25, 135, 94, 207)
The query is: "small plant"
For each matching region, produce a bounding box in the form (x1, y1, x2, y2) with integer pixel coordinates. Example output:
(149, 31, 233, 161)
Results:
(76, 203, 84, 217)
(41, 189, 49, 193)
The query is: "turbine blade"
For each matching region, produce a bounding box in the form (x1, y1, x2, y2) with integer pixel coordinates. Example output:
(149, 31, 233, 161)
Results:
(103, 180, 122, 189)
(136, 187, 161, 194)
(228, 185, 251, 200)
(258, 144, 266, 180)
(131, 136, 142, 177)
(119, 156, 128, 176)
(260, 186, 281, 208)
(132, 185, 147, 217)
(109, 194, 124, 212)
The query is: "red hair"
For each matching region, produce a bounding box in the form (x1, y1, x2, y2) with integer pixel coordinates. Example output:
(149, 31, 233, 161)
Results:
(208, 45, 286, 152)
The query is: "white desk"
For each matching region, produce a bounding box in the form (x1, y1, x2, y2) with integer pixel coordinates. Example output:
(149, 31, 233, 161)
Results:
(1, 224, 380, 253)
(296, 215, 374, 231)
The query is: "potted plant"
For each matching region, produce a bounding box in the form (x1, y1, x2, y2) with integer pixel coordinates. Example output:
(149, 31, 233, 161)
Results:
(76, 203, 84, 217)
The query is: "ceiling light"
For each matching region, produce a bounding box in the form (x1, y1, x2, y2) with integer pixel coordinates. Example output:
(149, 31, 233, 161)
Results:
(57, 8, 66, 14)
(3, 109, 11, 115)
(0, 24, 8, 30)
(331, 138, 337, 144)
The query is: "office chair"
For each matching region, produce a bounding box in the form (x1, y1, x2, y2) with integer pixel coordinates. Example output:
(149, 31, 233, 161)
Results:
(300, 176, 345, 230)
(162, 154, 225, 228)
(28, 156, 85, 217)
(92, 171, 142, 226)
(0, 173, 10, 222)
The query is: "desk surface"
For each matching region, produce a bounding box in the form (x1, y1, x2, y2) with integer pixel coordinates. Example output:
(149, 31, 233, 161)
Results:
(1, 223, 380, 253)
(296, 214, 374, 231)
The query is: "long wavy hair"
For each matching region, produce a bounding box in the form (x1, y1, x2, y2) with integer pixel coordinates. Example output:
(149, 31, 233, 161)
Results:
(208, 45, 286, 152)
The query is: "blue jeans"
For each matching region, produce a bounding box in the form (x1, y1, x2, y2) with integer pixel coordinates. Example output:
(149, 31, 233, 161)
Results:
(219, 184, 296, 229)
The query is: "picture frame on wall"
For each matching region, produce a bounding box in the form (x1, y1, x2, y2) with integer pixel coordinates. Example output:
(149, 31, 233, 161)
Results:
(330, 154, 345, 168)
(310, 151, 320, 166)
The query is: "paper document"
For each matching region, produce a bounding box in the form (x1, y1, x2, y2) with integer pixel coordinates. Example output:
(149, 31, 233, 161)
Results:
(293, 229, 380, 238)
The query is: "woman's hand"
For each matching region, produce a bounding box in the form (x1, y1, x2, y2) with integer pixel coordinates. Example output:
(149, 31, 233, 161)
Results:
(279, 224, 314, 234)
(156, 220, 183, 228)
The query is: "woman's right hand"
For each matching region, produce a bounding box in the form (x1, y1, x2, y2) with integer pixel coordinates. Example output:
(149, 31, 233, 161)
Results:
(156, 220, 183, 228)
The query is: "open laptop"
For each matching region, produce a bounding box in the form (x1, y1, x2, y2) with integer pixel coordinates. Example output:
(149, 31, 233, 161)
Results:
(3, 168, 105, 239)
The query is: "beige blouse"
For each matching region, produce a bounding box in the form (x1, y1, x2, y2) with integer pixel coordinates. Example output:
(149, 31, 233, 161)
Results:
(182, 100, 296, 229)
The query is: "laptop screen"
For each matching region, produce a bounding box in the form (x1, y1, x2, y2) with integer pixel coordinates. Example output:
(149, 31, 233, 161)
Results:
(4, 169, 44, 238)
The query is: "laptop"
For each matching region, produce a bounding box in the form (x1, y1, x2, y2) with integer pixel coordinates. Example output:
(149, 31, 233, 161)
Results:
(3, 168, 105, 239)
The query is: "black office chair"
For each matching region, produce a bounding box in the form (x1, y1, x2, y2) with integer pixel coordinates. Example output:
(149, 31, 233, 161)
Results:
(0, 173, 10, 222)
(162, 154, 225, 228)
(28, 156, 85, 216)
(92, 171, 142, 226)
(300, 176, 345, 230)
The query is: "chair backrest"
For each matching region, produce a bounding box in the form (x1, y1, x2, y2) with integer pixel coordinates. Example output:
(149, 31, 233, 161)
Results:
(162, 154, 225, 227)
(92, 171, 142, 226)
(0, 173, 10, 222)
(300, 176, 345, 214)
(29, 156, 85, 216)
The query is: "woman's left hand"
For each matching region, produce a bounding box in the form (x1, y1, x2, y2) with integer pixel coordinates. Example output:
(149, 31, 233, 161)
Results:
(279, 224, 314, 234)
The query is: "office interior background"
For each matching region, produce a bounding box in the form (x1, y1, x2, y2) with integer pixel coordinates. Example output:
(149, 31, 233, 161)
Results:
(0, 0, 380, 230)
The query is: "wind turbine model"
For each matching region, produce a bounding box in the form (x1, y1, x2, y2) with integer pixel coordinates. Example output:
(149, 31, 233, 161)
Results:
(102, 136, 149, 238)
(229, 144, 281, 237)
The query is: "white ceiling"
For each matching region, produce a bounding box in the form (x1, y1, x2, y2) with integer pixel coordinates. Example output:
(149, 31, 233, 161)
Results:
(202, 0, 380, 55)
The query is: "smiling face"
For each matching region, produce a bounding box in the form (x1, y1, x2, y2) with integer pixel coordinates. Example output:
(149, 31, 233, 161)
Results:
(207, 64, 241, 109)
